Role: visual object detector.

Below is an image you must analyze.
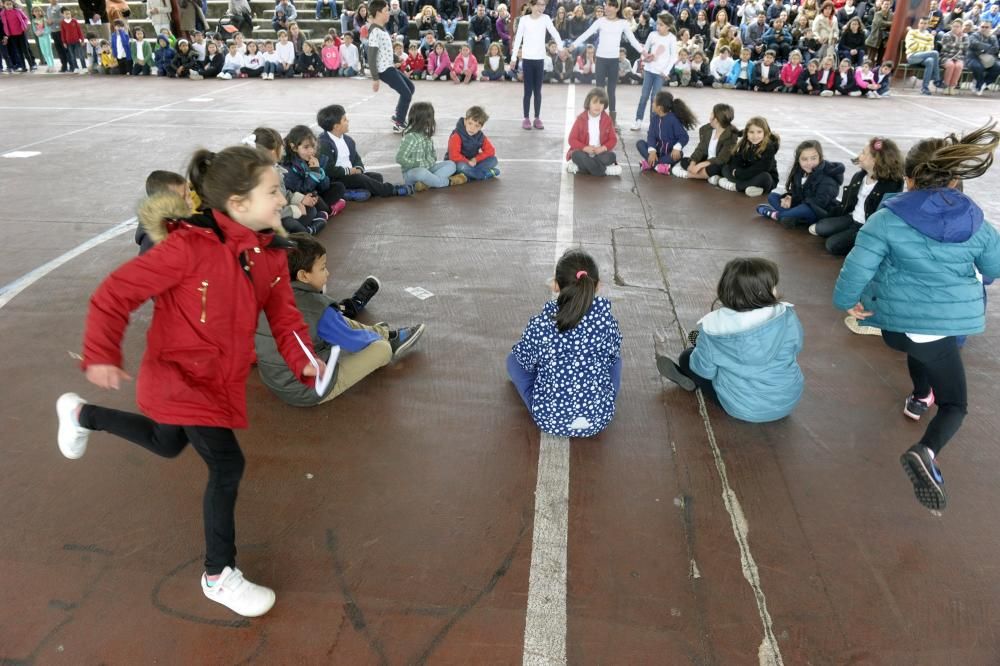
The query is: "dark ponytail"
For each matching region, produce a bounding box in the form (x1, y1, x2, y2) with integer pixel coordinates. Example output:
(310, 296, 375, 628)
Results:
(186, 146, 274, 213)
(654, 91, 698, 130)
(553, 249, 599, 332)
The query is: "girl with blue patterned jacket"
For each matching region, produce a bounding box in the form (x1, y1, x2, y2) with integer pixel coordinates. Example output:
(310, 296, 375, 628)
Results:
(656, 257, 804, 424)
(507, 250, 623, 438)
(833, 121, 1000, 513)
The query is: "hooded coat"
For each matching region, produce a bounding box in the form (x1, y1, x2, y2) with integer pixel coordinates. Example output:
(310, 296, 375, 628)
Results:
(785, 159, 845, 218)
(689, 303, 804, 423)
(82, 193, 315, 428)
(833, 189, 1000, 336)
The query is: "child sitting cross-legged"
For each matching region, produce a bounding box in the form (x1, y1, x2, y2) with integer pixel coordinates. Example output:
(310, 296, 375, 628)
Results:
(448, 105, 500, 181)
(636, 90, 697, 175)
(255, 233, 426, 406)
(566, 87, 621, 177)
(283, 125, 348, 220)
(716, 116, 780, 197)
(395, 102, 466, 191)
(756, 139, 845, 229)
(317, 104, 415, 199)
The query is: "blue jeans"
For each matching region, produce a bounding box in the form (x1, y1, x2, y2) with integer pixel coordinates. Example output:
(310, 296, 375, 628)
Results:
(315, 0, 338, 18)
(767, 192, 817, 222)
(455, 155, 499, 180)
(379, 66, 415, 122)
(907, 50, 940, 90)
(404, 161, 456, 188)
(263, 61, 279, 74)
(506, 353, 622, 412)
(442, 17, 459, 36)
(635, 71, 664, 122)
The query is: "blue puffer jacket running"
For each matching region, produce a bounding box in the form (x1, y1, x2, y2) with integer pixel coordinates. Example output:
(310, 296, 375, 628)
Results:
(833, 188, 1000, 336)
(689, 303, 804, 423)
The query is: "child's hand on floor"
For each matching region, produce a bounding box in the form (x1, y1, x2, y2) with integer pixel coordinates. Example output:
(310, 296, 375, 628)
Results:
(86, 364, 132, 390)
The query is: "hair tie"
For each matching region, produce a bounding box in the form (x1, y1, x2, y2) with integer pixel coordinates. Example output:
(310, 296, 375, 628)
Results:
(576, 270, 588, 280)
(241, 133, 258, 147)
(872, 139, 883, 151)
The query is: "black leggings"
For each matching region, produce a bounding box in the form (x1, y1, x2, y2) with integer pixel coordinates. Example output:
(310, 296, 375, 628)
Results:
(813, 215, 859, 256)
(678, 347, 720, 405)
(317, 181, 347, 207)
(522, 58, 544, 119)
(338, 171, 395, 197)
(721, 164, 775, 192)
(79, 405, 245, 575)
(881, 331, 967, 455)
(595, 56, 618, 113)
(571, 150, 616, 175)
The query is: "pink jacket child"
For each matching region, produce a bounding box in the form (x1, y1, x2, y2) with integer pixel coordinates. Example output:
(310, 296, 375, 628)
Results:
(1, 3, 29, 37)
(780, 61, 802, 88)
(449, 48, 478, 82)
(854, 64, 879, 92)
(428, 45, 451, 80)
(321, 43, 341, 73)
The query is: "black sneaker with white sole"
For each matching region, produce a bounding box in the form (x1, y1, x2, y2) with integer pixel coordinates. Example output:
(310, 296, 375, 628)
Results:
(900, 444, 947, 511)
(655, 354, 696, 391)
(389, 324, 425, 359)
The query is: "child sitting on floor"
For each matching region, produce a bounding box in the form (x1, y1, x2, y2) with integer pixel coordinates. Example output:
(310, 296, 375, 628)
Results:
(249, 127, 330, 236)
(780, 50, 803, 92)
(395, 102, 465, 190)
(756, 139, 845, 228)
(636, 90, 697, 174)
(655, 257, 803, 423)
(673, 102, 738, 180)
(283, 125, 348, 220)
(450, 43, 478, 83)
(833, 57, 861, 96)
(566, 87, 621, 177)
(716, 116, 780, 197)
(255, 233, 425, 406)
(317, 104, 414, 198)
(321, 35, 341, 76)
(508, 249, 622, 438)
(404, 42, 425, 78)
(448, 105, 500, 181)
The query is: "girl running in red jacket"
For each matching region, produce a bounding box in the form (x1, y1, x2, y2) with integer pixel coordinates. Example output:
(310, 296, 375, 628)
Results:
(55, 146, 322, 618)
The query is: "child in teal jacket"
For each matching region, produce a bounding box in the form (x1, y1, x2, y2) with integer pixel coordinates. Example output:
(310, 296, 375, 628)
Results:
(833, 122, 1000, 512)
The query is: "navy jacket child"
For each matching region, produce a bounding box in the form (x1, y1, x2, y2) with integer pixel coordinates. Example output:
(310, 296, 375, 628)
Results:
(785, 159, 845, 220)
(447, 114, 499, 181)
(283, 153, 346, 204)
(318, 131, 365, 178)
(154, 35, 174, 75)
(638, 112, 690, 167)
(315, 104, 410, 198)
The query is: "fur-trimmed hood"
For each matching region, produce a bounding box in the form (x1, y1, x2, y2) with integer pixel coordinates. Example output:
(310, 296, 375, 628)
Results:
(137, 192, 191, 245)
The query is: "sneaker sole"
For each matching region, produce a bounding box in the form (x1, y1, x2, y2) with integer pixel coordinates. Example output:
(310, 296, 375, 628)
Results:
(655, 355, 696, 391)
(900, 451, 947, 510)
(56, 392, 87, 459)
(393, 324, 425, 359)
(903, 403, 929, 421)
(744, 187, 764, 197)
(843, 316, 882, 336)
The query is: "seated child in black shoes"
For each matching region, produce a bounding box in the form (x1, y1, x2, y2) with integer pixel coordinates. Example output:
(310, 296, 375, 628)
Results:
(317, 104, 414, 201)
(255, 234, 426, 406)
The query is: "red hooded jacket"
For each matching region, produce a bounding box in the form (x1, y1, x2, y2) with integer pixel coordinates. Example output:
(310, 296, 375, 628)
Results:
(82, 201, 314, 429)
(566, 110, 617, 161)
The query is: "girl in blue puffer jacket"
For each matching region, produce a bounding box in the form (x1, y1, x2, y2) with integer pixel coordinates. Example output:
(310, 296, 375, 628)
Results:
(655, 257, 804, 423)
(833, 121, 1000, 512)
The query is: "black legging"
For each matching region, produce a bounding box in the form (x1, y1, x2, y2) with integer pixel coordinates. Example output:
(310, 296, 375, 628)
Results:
(522, 58, 544, 119)
(721, 164, 775, 193)
(678, 347, 720, 405)
(881, 331, 967, 455)
(595, 56, 618, 113)
(812, 215, 859, 256)
(79, 405, 245, 575)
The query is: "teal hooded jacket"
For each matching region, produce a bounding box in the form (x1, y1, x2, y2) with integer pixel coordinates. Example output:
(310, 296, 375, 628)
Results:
(833, 189, 1000, 336)
(689, 303, 804, 423)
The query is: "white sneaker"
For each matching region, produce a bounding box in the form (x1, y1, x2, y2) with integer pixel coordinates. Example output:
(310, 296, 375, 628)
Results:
(201, 567, 276, 617)
(218, 72, 232, 80)
(189, 71, 203, 80)
(671, 164, 688, 178)
(629, 119, 641, 131)
(866, 91, 878, 98)
(819, 90, 833, 97)
(56, 393, 90, 459)
(977, 85, 985, 96)
(708, 175, 720, 186)
(744, 186, 764, 197)
(718, 178, 737, 192)
(844, 315, 882, 336)
(566, 161, 579, 174)
(807, 224, 818, 236)
(605, 164, 623, 176)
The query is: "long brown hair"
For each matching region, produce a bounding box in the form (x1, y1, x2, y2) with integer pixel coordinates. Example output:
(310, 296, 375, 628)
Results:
(736, 116, 779, 158)
(187, 146, 274, 212)
(553, 249, 599, 332)
(867, 137, 904, 182)
(905, 120, 999, 190)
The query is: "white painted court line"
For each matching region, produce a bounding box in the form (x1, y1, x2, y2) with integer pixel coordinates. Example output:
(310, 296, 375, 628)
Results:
(522, 83, 576, 666)
(896, 97, 981, 127)
(1, 81, 253, 154)
(0, 217, 137, 310)
(813, 131, 856, 159)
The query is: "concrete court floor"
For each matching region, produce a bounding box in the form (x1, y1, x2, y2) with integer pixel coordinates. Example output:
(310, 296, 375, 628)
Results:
(0, 74, 999, 665)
